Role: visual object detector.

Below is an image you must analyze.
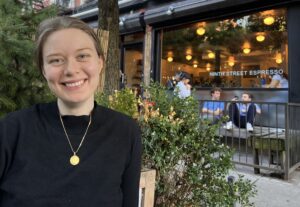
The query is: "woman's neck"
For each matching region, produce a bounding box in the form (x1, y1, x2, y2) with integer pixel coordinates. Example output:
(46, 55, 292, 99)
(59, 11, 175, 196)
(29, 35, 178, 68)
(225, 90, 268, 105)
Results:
(57, 98, 94, 116)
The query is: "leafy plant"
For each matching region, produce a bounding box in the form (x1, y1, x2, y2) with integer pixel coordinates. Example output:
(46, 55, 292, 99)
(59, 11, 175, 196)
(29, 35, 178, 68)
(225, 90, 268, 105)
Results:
(97, 82, 256, 206)
(95, 88, 139, 118)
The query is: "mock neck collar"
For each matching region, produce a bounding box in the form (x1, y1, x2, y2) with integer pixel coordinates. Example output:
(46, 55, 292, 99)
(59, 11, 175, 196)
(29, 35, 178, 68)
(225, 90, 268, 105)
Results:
(43, 101, 104, 135)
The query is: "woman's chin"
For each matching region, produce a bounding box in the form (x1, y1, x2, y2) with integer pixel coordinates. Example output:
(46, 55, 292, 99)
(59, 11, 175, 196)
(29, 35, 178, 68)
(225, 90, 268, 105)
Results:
(58, 96, 93, 106)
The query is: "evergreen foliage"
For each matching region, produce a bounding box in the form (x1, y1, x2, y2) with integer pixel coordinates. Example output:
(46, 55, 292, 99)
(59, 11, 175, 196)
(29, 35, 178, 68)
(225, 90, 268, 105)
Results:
(0, 0, 57, 117)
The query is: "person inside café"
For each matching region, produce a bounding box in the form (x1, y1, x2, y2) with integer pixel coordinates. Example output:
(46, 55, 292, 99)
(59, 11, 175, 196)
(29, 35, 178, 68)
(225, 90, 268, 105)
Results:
(266, 72, 288, 88)
(224, 92, 261, 132)
(264, 67, 288, 88)
(166, 71, 182, 90)
(174, 72, 191, 99)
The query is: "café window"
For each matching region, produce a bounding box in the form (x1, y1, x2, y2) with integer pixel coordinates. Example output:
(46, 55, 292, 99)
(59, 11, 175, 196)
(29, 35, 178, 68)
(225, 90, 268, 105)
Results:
(121, 33, 144, 90)
(161, 8, 288, 88)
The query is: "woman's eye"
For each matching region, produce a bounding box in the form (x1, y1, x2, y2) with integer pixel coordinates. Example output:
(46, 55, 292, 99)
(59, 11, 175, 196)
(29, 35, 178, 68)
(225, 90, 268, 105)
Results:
(48, 58, 64, 65)
(77, 54, 90, 61)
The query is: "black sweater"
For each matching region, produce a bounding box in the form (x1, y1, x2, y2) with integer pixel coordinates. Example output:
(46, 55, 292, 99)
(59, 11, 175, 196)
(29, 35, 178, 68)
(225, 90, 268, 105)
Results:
(0, 102, 141, 207)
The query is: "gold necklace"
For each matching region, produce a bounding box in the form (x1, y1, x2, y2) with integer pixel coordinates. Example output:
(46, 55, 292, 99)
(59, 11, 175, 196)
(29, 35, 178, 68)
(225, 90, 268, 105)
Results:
(59, 113, 92, 166)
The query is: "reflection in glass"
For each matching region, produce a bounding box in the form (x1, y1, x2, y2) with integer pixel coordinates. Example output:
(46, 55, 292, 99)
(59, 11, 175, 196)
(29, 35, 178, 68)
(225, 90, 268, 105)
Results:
(161, 8, 288, 88)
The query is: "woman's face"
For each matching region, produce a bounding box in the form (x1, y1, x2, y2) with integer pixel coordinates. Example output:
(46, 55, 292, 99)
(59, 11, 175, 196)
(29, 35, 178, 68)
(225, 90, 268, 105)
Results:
(42, 28, 103, 106)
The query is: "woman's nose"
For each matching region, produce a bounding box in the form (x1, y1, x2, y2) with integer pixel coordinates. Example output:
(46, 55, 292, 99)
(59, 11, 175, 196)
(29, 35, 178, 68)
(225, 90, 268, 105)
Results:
(64, 58, 79, 76)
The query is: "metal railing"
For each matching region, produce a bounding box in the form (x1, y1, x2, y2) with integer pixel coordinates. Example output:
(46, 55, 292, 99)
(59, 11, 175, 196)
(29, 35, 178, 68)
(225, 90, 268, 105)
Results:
(200, 100, 300, 179)
(287, 103, 300, 176)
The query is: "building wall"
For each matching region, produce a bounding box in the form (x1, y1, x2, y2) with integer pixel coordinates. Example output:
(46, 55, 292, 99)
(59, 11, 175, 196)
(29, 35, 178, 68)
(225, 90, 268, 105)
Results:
(47, 0, 85, 9)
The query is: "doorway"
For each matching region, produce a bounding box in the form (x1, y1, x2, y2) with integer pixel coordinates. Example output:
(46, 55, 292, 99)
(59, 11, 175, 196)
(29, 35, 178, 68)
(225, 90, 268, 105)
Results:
(121, 43, 143, 90)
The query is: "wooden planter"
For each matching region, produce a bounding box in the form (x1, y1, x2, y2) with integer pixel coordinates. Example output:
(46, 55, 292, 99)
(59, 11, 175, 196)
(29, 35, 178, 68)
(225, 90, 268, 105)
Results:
(139, 169, 156, 207)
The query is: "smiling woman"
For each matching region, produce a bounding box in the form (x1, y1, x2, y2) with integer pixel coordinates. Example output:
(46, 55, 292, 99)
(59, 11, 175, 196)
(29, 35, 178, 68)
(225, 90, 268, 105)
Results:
(0, 17, 141, 207)
(42, 28, 103, 113)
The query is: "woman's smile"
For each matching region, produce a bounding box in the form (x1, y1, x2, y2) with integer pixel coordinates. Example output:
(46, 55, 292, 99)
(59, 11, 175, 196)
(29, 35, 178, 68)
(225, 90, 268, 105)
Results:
(62, 79, 86, 88)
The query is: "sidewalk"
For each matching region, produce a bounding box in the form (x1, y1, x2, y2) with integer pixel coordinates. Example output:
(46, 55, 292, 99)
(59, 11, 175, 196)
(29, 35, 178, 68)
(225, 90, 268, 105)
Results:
(232, 166, 300, 207)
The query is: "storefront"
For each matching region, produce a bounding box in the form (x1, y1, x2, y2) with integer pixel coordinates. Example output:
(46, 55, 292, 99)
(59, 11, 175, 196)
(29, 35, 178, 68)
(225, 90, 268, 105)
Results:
(145, 0, 300, 103)
(70, 0, 300, 179)
(159, 8, 288, 89)
(71, 0, 300, 102)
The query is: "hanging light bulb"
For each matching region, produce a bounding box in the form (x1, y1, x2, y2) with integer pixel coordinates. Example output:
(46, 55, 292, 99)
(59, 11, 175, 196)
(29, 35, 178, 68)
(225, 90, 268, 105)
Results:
(256, 34, 265, 42)
(242, 42, 251, 54)
(196, 27, 206, 35)
(228, 56, 235, 67)
(186, 54, 192, 61)
(192, 61, 198, 68)
(206, 63, 211, 71)
(208, 52, 215, 59)
(276, 58, 282, 64)
(243, 48, 251, 54)
(228, 62, 235, 67)
(263, 16, 275, 25)
(167, 57, 173, 62)
(275, 53, 282, 64)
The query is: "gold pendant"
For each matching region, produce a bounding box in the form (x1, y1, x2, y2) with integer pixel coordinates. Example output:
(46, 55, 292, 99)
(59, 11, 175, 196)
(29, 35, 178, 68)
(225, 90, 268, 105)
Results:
(70, 154, 80, 165)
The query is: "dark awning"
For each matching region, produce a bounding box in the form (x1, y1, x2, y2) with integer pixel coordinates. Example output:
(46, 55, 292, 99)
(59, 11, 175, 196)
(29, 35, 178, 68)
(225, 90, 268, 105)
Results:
(85, 12, 145, 35)
(74, 0, 296, 33)
(144, 0, 240, 25)
(143, 0, 296, 26)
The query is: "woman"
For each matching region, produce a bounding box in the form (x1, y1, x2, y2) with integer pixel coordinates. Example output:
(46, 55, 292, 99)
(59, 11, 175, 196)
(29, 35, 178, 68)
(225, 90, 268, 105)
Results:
(0, 17, 141, 207)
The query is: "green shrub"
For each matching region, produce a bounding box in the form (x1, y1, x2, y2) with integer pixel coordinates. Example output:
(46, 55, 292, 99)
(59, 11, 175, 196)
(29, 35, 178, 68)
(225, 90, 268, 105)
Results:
(97, 83, 256, 207)
(95, 88, 139, 118)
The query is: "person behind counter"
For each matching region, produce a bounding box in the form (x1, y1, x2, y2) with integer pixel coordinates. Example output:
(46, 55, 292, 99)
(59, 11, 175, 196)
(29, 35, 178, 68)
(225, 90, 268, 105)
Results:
(0, 16, 141, 207)
(224, 92, 261, 132)
(265, 68, 288, 88)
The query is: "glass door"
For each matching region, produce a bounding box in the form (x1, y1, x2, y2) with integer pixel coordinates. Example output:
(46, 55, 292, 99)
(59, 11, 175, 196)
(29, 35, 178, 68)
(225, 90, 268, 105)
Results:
(121, 43, 144, 90)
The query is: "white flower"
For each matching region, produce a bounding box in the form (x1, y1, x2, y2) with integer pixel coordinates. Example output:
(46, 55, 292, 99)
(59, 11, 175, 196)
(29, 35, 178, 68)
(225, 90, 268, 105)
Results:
(204, 163, 211, 169)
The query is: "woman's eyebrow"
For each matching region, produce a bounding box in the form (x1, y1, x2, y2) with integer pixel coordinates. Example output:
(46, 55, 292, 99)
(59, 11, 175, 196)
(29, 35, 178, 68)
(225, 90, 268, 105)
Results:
(76, 48, 93, 52)
(45, 53, 63, 58)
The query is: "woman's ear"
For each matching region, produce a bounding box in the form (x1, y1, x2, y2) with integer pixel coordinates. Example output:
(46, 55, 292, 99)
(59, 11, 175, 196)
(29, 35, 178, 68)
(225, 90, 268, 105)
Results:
(98, 56, 104, 74)
(42, 67, 46, 79)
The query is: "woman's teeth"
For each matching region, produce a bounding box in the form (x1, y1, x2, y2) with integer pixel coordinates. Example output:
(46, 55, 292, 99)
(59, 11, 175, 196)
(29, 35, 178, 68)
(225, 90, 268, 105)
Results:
(65, 80, 84, 87)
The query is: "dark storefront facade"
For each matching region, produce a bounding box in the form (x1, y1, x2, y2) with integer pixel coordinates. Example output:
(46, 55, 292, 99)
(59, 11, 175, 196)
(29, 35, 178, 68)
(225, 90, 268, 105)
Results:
(71, 0, 299, 103)
(146, 0, 298, 104)
(71, 0, 300, 178)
